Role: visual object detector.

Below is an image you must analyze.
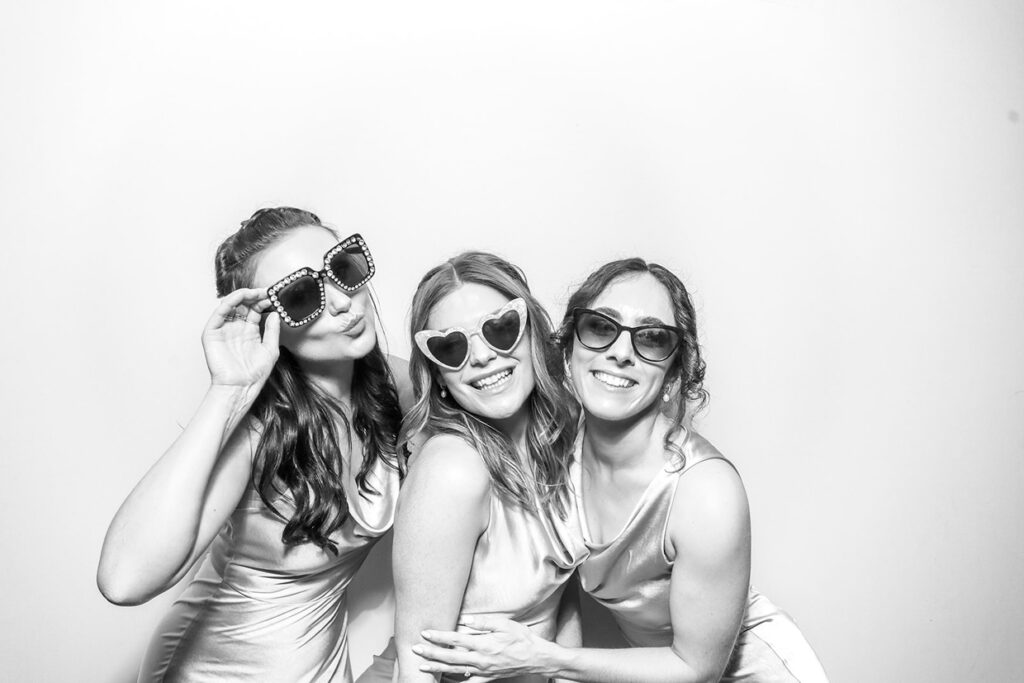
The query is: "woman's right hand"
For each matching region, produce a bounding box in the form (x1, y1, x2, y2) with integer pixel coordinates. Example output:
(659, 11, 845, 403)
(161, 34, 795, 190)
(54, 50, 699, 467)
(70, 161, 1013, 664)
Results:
(201, 287, 281, 389)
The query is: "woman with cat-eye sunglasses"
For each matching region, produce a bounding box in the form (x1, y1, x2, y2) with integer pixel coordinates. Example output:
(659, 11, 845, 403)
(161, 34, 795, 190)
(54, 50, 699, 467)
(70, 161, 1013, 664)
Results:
(98, 207, 408, 683)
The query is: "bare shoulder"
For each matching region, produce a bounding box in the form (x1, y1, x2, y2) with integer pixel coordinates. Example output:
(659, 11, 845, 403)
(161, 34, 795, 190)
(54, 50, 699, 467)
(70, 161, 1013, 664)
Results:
(386, 354, 415, 413)
(405, 434, 491, 497)
(668, 458, 750, 560)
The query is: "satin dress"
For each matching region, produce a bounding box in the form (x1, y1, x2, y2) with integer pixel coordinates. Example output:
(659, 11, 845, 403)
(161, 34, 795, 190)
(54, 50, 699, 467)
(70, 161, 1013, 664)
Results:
(572, 430, 830, 683)
(138, 455, 399, 683)
(361, 453, 589, 683)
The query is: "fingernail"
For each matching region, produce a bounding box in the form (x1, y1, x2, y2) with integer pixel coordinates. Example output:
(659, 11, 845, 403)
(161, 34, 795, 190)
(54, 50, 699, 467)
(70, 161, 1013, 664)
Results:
(412, 645, 424, 654)
(462, 616, 474, 626)
(419, 666, 432, 672)
(420, 630, 432, 638)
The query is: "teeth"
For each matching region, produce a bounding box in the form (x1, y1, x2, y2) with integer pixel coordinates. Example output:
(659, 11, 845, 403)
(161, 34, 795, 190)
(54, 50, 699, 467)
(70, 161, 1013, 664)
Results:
(472, 368, 513, 390)
(593, 371, 636, 389)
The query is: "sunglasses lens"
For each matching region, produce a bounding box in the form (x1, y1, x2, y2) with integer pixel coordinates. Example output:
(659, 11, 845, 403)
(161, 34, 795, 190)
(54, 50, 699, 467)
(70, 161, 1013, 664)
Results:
(426, 331, 470, 369)
(329, 245, 371, 289)
(575, 312, 618, 349)
(481, 309, 523, 352)
(277, 275, 322, 322)
(634, 327, 680, 361)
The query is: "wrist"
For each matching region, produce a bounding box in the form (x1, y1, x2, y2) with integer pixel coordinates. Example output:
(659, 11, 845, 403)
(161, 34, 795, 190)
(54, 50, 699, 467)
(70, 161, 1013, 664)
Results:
(205, 383, 260, 427)
(537, 638, 573, 679)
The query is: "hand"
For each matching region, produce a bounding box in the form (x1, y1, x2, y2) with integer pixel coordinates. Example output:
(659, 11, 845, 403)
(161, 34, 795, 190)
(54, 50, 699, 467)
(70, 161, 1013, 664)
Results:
(414, 615, 555, 681)
(201, 288, 281, 389)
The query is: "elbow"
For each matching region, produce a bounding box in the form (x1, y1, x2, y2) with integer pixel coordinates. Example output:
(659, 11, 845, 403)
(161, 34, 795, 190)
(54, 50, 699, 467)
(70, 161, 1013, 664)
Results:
(96, 559, 155, 606)
(668, 644, 720, 683)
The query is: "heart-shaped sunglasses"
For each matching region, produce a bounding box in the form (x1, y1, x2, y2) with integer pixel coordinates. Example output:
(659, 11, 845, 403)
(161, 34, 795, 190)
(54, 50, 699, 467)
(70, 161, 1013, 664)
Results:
(267, 234, 374, 327)
(414, 298, 528, 370)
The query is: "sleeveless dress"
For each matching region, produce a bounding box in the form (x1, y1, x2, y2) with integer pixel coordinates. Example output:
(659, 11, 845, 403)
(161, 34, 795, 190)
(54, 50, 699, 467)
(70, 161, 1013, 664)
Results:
(572, 430, 829, 683)
(138, 454, 400, 683)
(360, 455, 589, 683)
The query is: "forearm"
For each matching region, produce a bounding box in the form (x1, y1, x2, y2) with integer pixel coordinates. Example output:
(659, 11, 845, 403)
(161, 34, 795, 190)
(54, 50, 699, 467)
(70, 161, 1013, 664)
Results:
(98, 384, 255, 602)
(541, 644, 712, 683)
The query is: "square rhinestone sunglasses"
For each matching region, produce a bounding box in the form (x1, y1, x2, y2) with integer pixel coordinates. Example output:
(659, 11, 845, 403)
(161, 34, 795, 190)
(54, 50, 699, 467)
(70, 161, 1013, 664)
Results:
(267, 234, 374, 327)
(414, 298, 528, 370)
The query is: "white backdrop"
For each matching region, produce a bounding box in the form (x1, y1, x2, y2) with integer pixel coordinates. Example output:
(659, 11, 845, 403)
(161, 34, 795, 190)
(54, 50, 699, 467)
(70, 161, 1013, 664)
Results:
(1, 1, 1022, 681)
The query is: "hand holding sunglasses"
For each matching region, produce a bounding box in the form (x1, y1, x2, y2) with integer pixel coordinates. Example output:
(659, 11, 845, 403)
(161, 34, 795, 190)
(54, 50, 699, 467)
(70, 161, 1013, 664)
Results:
(415, 298, 529, 370)
(202, 287, 282, 389)
(267, 234, 375, 327)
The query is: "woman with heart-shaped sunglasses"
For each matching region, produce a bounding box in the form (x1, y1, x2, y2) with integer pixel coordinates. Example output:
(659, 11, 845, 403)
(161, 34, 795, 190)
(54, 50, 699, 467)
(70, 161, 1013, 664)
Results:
(412, 258, 829, 682)
(98, 207, 409, 682)
(370, 251, 587, 683)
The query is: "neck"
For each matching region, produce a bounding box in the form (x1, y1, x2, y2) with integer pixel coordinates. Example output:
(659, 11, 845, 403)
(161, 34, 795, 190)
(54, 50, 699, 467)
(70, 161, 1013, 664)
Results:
(296, 357, 356, 404)
(486, 404, 530, 455)
(583, 405, 667, 471)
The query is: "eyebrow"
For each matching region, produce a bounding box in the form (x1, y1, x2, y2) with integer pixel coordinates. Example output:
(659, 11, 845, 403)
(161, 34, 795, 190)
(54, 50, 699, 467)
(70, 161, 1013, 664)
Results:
(592, 306, 671, 327)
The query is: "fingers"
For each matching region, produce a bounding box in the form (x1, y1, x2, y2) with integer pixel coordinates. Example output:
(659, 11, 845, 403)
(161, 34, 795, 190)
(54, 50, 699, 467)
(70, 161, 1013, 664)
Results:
(206, 288, 269, 331)
(458, 614, 513, 633)
(262, 311, 281, 350)
(412, 642, 479, 667)
(418, 661, 488, 680)
(420, 629, 474, 648)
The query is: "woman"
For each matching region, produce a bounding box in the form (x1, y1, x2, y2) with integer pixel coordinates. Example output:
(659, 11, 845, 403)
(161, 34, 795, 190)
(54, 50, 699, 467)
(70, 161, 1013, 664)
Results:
(97, 207, 407, 682)
(414, 258, 828, 682)
(386, 252, 587, 683)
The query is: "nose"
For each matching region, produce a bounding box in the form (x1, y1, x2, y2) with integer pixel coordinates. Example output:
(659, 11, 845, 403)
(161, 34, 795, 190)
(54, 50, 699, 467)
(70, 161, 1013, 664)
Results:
(605, 330, 636, 366)
(324, 281, 353, 316)
(467, 333, 497, 367)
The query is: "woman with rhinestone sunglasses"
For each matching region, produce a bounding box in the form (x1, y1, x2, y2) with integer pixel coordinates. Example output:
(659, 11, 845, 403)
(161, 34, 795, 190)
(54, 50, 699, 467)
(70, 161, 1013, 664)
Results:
(414, 258, 828, 682)
(372, 251, 587, 683)
(98, 207, 408, 682)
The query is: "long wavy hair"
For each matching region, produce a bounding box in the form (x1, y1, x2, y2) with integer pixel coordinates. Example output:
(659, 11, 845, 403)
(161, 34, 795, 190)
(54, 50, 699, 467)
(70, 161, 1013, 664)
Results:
(215, 207, 402, 554)
(401, 252, 578, 517)
(556, 258, 707, 465)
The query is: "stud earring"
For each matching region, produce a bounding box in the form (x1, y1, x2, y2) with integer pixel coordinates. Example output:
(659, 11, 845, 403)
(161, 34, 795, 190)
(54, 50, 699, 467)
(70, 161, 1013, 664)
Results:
(662, 391, 671, 403)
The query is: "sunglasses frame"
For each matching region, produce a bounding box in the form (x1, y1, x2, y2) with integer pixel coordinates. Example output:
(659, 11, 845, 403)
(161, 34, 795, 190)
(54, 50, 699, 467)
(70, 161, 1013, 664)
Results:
(571, 307, 683, 363)
(414, 298, 529, 371)
(267, 233, 375, 328)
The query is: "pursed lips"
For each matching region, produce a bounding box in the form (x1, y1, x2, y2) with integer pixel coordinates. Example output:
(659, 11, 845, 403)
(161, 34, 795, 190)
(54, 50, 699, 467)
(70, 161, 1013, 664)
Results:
(334, 312, 365, 334)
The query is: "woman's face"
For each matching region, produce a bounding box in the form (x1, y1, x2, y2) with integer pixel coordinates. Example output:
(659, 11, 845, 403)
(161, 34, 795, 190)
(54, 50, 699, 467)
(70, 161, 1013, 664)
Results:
(570, 273, 677, 423)
(426, 283, 536, 429)
(253, 225, 378, 363)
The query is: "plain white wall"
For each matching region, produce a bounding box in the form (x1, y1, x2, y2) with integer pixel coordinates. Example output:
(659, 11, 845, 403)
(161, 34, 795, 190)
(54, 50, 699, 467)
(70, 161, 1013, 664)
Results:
(1, 1, 1021, 681)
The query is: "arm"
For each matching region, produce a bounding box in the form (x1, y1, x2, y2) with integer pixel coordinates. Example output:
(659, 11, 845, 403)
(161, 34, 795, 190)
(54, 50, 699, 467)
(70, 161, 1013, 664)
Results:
(554, 571, 582, 648)
(417, 460, 751, 683)
(97, 289, 280, 605)
(393, 435, 490, 683)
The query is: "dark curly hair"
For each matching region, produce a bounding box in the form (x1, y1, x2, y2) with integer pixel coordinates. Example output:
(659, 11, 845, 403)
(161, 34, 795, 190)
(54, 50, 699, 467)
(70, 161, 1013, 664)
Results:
(215, 207, 402, 554)
(401, 251, 579, 517)
(555, 258, 707, 465)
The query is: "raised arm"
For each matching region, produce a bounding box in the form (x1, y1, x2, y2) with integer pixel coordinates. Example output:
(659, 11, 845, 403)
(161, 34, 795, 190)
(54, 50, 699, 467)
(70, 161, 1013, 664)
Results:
(417, 459, 751, 683)
(97, 289, 280, 605)
(393, 435, 490, 683)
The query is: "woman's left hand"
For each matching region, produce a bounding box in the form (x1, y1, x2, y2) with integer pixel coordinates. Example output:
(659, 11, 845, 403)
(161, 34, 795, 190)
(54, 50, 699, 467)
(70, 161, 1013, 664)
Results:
(414, 615, 556, 681)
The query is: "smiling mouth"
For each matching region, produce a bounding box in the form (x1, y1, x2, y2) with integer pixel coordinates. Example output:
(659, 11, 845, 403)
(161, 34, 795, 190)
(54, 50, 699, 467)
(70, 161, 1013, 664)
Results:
(592, 370, 637, 389)
(471, 367, 514, 391)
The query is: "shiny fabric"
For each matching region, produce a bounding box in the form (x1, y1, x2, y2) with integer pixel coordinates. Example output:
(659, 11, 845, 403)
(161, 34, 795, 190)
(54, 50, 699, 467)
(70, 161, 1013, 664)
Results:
(362, 476, 589, 683)
(573, 429, 829, 682)
(138, 456, 399, 683)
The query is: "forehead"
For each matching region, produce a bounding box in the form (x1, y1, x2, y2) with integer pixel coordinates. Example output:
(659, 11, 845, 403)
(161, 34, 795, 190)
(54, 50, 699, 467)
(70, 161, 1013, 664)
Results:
(428, 283, 511, 330)
(252, 225, 339, 287)
(589, 273, 674, 324)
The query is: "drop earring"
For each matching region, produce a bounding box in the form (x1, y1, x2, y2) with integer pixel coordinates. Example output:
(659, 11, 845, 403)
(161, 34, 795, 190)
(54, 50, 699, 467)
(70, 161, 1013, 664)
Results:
(662, 391, 671, 403)
(439, 385, 448, 399)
